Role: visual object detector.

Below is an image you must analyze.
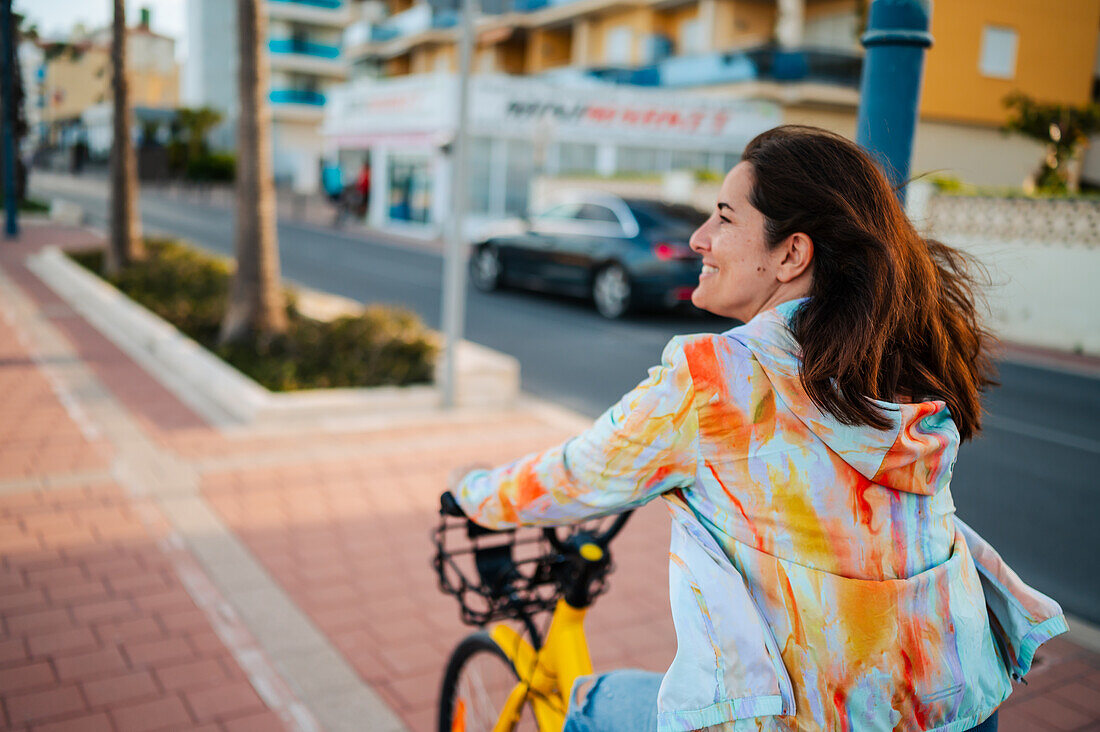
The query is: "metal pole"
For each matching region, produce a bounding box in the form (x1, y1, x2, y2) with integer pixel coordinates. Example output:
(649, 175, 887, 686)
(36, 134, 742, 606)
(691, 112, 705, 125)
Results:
(855, 0, 933, 204)
(440, 0, 475, 408)
(0, 0, 18, 238)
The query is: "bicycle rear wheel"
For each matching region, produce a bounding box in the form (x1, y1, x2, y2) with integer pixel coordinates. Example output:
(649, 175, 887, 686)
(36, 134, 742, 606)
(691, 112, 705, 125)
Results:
(438, 631, 539, 732)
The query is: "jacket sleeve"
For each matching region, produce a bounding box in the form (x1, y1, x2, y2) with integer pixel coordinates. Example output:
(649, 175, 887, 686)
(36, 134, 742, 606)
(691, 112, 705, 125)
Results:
(455, 337, 699, 529)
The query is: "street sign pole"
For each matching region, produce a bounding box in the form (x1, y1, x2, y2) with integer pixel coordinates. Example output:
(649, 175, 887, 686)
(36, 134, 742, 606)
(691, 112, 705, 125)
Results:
(1, 0, 18, 239)
(440, 0, 475, 408)
(855, 0, 933, 204)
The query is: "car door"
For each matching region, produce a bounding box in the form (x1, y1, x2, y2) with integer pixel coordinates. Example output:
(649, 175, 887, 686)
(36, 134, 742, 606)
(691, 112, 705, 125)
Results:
(504, 202, 581, 284)
(560, 203, 630, 292)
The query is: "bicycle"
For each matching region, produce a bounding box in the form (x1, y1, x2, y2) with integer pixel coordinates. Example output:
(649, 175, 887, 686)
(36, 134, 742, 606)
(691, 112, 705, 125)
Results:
(433, 492, 633, 732)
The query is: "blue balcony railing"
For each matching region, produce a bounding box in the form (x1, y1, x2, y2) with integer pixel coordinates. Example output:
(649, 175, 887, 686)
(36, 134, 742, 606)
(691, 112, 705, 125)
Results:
(268, 38, 341, 59)
(430, 9, 460, 29)
(585, 46, 862, 90)
(269, 89, 326, 105)
(268, 0, 343, 9)
(371, 26, 401, 42)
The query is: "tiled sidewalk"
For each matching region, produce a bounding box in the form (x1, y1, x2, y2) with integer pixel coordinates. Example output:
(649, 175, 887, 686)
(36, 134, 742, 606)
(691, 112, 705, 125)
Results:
(2, 222, 1098, 731)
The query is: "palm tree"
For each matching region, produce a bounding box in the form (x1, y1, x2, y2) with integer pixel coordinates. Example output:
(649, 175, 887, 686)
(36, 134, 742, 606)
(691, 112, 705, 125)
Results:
(220, 0, 287, 344)
(107, 0, 143, 274)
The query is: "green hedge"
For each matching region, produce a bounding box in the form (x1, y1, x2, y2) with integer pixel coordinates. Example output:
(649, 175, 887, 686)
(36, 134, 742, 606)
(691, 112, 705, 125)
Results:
(69, 240, 437, 391)
(185, 153, 236, 182)
(20, 198, 50, 213)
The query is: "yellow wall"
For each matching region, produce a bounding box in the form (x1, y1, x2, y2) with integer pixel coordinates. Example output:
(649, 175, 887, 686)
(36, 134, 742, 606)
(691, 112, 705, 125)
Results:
(588, 7, 658, 64)
(657, 5, 700, 52)
(44, 44, 178, 123)
(921, 0, 1100, 125)
(496, 37, 527, 74)
(714, 0, 775, 50)
(526, 27, 573, 72)
(131, 67, 179, 108)
(385, 54, 411, 76)
(43, 47, 110, 121)
(805, 0, 857, 21)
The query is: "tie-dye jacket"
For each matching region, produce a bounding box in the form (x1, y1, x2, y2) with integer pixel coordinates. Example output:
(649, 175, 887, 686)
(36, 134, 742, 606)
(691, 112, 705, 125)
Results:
(455, 298, 1067, 731)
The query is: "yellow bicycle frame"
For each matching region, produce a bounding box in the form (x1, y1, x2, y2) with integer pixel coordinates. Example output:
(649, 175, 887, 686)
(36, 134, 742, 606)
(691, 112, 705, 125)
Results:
(488, 598, 592, 732)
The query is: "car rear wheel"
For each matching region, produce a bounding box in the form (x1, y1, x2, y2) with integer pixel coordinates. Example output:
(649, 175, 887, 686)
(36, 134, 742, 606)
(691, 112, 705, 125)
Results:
(593, 264, 632, 319)
(470, 245, 503, 292)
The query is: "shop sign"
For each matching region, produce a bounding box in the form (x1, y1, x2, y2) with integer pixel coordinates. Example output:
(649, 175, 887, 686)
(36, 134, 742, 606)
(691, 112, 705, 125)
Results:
(469, 77, 780, 144)
(324, 73, 781, 148)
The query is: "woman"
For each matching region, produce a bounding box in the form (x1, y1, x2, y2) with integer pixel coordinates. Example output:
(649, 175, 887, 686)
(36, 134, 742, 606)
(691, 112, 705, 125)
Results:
(447, 126, 1066, 731)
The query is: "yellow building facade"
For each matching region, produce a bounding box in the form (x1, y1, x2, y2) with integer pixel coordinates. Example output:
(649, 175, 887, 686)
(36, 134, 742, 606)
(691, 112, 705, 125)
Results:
(42, 26, 180, 128)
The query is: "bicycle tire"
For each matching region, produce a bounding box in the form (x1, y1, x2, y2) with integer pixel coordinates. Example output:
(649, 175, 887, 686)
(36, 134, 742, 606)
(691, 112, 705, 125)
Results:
(438, 631, 539, 732)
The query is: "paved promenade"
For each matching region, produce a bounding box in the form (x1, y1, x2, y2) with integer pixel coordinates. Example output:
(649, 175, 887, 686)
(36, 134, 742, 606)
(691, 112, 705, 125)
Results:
(1, 222, 1098, 731)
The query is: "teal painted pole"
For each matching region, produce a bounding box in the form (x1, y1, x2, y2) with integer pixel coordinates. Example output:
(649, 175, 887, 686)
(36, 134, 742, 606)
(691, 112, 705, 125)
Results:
(855, 0, 933, 203)
(1, 0, 17, 238)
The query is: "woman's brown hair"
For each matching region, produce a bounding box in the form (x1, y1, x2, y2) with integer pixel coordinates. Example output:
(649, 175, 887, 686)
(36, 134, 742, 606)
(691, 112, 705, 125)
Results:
(741, 125, 996, 441)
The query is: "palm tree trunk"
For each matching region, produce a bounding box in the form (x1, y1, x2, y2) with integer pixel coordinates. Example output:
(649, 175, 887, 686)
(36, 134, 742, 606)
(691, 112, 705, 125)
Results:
(220, 0, 287, 344)
(107, 0, 143, 275)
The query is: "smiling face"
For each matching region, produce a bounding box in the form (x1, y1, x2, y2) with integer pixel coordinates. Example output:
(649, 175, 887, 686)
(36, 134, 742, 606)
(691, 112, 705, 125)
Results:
(689, 162, 814, 321)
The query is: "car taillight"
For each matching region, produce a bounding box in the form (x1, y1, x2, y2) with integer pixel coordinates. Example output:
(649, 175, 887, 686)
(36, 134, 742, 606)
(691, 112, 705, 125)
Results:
(653, 242, 694, 260)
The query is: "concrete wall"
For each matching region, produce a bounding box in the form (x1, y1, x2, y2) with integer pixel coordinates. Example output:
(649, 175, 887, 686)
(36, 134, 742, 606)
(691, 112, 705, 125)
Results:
(908, 183, 1100, 355)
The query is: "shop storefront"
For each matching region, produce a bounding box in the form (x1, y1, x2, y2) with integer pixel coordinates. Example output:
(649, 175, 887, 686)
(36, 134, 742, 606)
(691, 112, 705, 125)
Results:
(322, 73, 781, 236)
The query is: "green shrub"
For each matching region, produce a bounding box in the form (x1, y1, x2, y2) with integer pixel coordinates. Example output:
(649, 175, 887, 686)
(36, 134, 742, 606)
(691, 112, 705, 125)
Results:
(68, 240, 437, 391)
(927, 174, 967, 193)
(19, 198, 50, 213)
(185, 153, 236, 182)
(693, 169, 723, 183)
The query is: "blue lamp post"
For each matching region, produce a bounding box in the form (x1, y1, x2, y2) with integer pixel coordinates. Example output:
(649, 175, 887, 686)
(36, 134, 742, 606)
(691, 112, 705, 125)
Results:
(855, 0, 934, 203)
(1, 0, 17, 238)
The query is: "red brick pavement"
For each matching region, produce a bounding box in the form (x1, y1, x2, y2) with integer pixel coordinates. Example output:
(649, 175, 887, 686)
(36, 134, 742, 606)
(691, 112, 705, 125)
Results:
(2, 222, 1099, 731)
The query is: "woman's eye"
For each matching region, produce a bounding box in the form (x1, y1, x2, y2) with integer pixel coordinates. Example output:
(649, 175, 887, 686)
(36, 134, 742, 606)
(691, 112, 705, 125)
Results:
(718, 216, 732, 225)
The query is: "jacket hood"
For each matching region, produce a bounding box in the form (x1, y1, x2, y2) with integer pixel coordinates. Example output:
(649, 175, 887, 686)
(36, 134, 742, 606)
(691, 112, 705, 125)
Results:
(724, 298, 960, 497)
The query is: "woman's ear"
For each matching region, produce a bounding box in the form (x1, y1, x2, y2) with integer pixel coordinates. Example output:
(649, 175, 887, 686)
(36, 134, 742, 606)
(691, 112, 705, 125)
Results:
(776, 233, 813, 283)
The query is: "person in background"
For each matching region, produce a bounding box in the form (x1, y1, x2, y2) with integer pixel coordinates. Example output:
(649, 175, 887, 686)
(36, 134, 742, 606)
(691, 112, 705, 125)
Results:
(321, 161, 343, 205)
(354, 159, 371, 217)
(443, 125, 1066, 731)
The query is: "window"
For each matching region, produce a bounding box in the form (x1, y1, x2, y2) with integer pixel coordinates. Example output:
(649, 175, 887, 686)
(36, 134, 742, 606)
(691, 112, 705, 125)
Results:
(606, 26, 633, 65)
(539, 202, 583, 220)
(616, 146, 659, 174)
(979, 26, 1018, 79)
(628, 200, 707, 229)
(558, 142, 597, 174)
(679, 19, 703, 54)
(670, 150, 708, 172)
(576, 204, 619, 223)
(804, 11, 859, 51)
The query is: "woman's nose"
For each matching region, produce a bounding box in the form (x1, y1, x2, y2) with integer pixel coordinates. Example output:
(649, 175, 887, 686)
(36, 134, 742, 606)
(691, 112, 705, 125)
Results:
(689, 223, 710, 253)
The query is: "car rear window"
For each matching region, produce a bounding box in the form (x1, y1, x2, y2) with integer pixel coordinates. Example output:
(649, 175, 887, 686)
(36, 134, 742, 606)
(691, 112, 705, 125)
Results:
(626, 200, 708, 229)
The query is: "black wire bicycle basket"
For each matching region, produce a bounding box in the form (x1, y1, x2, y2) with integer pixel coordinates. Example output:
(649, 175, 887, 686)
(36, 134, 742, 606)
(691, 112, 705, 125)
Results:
(432, 512, 626, 630)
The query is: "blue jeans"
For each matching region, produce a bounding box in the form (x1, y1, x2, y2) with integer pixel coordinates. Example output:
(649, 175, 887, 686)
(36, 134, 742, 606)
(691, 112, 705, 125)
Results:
(561, 670, 1000, 732)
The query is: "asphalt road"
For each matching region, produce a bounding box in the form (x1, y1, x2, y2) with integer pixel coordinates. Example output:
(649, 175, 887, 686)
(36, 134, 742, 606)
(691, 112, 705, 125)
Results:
(32, 176, 1100, 625)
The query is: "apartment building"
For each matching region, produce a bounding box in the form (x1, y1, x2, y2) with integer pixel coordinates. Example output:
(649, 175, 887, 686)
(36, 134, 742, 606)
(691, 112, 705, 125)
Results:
(337, 0, 1099, 189)
(184, 0, 353, 190)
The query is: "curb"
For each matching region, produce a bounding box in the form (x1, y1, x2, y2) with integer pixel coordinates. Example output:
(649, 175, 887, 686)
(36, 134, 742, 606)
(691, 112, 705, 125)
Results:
(27, 246, 521, 429)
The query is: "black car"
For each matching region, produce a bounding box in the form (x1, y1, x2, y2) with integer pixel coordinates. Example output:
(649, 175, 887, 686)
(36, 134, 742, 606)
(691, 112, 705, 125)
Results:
(469, 193, 706, 318)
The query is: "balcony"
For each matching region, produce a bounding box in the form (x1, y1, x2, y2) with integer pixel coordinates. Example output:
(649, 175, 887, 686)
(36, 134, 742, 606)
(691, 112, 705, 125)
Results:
(270, 0, 342, 7)
(267, 38, 347, 77)
(269, 88, 327, 122)
(343, 4, 461, 57)
(266, 0, 352, 27)
(610, 46, 864, 90)
(269, 38, 341, 59)
(270, 89, 326, 105)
